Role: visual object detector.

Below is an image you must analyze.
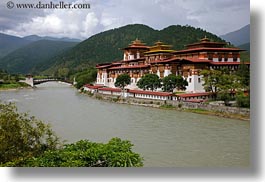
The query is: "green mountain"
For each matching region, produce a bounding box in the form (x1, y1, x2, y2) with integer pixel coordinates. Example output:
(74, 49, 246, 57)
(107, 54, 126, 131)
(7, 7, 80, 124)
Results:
(0, 33, 31, 58)
(0, 40, 78, 74)
(43, 24, 225, 74)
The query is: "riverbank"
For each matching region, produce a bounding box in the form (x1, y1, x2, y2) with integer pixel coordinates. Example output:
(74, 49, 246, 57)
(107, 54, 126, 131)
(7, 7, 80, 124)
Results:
(181, 108, 249, 121)
(82, 91, 250, 121)
(0, 82, 30, 91)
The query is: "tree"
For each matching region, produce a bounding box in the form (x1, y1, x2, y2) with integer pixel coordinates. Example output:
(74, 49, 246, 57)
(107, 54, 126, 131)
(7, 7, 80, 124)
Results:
(236, 62, 250, 90)
(136, 74, 161, 91)
(200, 69, 223, 93)
(0, 102, 61, 165)
(58, 68, 70, 80)
(74, 68, 97, 89)
(114, 74, 131, 89)
(8, 138, 143, 167)
(162, 74, 188, 92)
(201, 69, 244, 105)
(176, 75, 188, 90)
(218, 73, 242, 105)
(162, 74, 177, 92)
(236, 92, 250, 108)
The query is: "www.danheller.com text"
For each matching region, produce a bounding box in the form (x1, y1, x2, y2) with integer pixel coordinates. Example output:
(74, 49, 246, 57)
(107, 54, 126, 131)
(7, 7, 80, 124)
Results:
(6, 1, 91, 10)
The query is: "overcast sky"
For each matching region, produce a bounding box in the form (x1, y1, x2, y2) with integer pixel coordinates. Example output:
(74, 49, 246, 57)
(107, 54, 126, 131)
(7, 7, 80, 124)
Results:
(0, 0, 250, 39)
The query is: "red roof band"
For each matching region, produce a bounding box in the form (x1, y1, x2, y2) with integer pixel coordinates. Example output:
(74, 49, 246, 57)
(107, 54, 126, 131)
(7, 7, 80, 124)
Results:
(173, 47, 244, 54)
(129, 90, 172, 96)
(176, 92, 212, 98)
(108, 65, 150, 70)
(84, 84, 104, 89)
(98, 87, 122, 92)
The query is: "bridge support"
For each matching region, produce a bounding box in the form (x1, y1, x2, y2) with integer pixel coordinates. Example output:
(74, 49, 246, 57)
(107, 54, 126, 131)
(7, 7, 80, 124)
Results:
(19, 75, 34, 87)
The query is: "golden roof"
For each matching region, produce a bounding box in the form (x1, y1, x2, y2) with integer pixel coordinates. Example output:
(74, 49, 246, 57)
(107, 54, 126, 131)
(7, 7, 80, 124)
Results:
(200, 36, 210, 42)
(144, 49, 175, 54)
(129, 38, 146, 46)
(145, 40, 173, 53)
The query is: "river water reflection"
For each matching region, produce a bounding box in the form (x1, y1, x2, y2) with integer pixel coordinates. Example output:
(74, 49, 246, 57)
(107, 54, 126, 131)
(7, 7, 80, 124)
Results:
(0, 82, 249, 167)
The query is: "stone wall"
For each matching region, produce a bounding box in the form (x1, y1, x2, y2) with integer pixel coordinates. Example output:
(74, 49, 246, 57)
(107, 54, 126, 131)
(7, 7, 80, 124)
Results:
(177, 101, 250, 116)
(92, 93, 250, 117)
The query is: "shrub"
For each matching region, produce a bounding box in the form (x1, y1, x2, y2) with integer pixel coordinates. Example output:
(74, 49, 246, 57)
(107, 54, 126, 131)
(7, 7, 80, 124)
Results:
(178, 103, 183, 108)
(217, 92, 232, 106)
(4, 138, 143, 167)
(236, 93, 250, 108)
(95, 95, 103, 100)
(0, 102, 143, 167)
(160, 104, 174, 109)
(112, 97, 120, 102)
(0, 102, 60, 165)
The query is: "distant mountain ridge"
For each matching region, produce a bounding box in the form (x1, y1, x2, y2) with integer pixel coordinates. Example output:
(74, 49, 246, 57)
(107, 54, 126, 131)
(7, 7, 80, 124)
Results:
(0, 33, 81, 58)
(220, 24, 250, 46)
(0, 40, 78, 74)
(0, 33, 31, 58)
(23, 35, 81, 43)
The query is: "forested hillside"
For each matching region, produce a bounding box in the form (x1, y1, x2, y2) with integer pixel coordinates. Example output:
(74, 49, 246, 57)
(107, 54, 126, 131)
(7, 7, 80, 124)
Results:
(43, 24, 225, 75)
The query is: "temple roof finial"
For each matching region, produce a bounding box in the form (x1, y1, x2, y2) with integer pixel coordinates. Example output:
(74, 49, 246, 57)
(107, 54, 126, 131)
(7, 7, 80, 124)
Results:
(201, 36, 210, 42)
(126, 38, 147, 48)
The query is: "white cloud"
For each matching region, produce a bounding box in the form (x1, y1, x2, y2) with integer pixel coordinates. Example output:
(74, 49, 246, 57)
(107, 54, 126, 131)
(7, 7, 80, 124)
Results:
(0, 0, 101, 39)
(81, 12, 99, 37)
(3, 8, 99, 39)
(0, 0, 249, 39)
(100, 12, 119, 29)
(25, 14, 62, 33)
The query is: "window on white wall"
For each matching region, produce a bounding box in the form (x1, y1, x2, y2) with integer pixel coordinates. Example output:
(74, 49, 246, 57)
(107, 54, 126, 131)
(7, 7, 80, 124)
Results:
(224, 53, 228, 62)
(218, 54, 222, 62)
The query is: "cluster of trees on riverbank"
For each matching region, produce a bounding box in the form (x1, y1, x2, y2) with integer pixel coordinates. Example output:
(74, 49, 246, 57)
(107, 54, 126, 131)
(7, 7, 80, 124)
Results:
(114, 73, 188, 92)
(0, 102, 143, 167)
(0, 70, 28, 89)
(71, 67, 97, 89)
(201, 64, 250, 108)
(44, 67, 97, 89)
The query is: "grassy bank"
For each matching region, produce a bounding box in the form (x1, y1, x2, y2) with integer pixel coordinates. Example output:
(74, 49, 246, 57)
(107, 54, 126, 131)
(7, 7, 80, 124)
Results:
(160, 105, 249, 120)
(183, 108, 250, 121)
(159, 105, 249, 121)
(0, 82, 29, 90)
